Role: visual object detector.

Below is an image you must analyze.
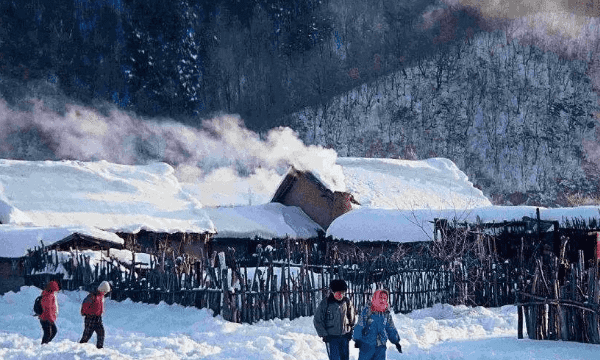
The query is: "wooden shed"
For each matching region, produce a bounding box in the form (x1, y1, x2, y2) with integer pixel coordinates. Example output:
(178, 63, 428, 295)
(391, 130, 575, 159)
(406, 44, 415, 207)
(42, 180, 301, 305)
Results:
(0, 226, 126, 294)
(271, 167, 359, 229)
(46, 232, 125, 252)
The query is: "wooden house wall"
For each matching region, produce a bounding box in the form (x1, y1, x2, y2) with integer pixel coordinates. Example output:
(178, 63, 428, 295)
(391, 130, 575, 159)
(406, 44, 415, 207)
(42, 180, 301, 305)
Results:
(558, 229, 597, 266)
(0, 258, 25, 294)
(206, 236, 430, 267)
(119, 230, 212, 260)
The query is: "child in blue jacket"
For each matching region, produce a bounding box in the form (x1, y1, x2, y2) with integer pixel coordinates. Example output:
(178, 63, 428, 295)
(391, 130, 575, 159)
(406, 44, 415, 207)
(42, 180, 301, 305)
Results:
(352, 289, 402, 360)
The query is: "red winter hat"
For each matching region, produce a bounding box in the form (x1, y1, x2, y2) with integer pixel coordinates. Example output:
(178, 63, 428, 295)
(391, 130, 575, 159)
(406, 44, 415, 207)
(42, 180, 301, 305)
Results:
(45, 280, 59, 292)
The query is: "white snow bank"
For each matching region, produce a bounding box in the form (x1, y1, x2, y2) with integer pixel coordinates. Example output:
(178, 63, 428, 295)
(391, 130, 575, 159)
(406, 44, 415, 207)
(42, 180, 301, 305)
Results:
(1, 286, 599, 359)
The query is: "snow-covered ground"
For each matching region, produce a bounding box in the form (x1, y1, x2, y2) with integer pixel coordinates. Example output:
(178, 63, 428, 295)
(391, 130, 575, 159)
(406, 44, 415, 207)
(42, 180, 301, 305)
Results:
(1, 286, 599, 360)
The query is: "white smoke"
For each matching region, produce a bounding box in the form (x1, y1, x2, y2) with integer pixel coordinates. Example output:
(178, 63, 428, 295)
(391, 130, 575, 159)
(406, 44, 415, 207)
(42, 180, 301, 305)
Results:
(0, 99, 346, 207)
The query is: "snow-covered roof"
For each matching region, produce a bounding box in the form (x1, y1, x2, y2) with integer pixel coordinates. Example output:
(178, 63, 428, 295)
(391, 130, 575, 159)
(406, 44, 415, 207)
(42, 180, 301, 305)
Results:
(327, 208, 440, 243)
(205, 202, 322, 239)
(327, 206, 600, 243)
(0, 159, 216, 234)
(0, 225, 124, 258)
(337, 157, 491, 210)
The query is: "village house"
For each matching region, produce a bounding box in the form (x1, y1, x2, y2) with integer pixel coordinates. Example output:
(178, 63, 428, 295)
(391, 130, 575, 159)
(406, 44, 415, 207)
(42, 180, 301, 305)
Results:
(0, 226, 124, 294)
(0, 159, 216, 284)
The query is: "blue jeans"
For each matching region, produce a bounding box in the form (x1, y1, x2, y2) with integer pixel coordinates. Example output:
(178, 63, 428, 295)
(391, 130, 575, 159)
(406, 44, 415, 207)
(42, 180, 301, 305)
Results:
(326, 336, 350, 360)
(357, 343, 387, 360)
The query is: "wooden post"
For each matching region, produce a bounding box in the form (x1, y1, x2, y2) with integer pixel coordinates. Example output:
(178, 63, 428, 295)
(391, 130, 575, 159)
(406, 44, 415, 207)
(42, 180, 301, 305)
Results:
(492, 262, 498, 307)
(587, 264, 600, 343)
(529, 266, 539, 339)
(310, 263, 317, 316)
(217, 252, 228, 320)
(274, 274, 280, 319)
(288, 269, 293, 320)
(552, 256, 561, 340)
(518, 304, 524, 339)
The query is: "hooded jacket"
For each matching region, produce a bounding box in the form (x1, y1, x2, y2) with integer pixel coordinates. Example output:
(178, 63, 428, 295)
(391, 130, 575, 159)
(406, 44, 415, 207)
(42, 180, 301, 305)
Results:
(39, 281, 59, 322)
(313, 294, 356, 337)
(352, 290, 400, 347)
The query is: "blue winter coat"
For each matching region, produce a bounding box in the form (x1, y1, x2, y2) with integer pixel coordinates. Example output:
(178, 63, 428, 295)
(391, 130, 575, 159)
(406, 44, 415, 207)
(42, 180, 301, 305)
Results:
(352, 306, 400, 347)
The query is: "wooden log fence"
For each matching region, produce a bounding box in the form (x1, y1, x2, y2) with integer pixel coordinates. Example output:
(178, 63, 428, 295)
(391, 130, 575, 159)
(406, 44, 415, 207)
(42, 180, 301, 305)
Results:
(518, 250, 600, 344)
(23, 245, 487, 323)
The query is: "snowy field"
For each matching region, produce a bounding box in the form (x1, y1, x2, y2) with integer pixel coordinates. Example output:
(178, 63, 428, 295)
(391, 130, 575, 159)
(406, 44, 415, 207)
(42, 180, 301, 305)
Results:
(1, 286, 599, 360)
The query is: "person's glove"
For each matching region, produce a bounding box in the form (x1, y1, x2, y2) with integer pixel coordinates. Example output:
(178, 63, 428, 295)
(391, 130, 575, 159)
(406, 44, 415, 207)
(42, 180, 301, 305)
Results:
(322, 336, 329, 343)
(395, 343, 402, 353)
(354, 340, 361, 348)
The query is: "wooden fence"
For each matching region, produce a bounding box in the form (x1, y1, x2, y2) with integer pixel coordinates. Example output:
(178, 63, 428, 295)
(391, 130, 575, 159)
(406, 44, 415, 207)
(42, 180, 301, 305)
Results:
(517, 250, 600, 343)
(454, 257, 519, 308)
(434, 213, 600, 344)
(23, 244, 467, 323)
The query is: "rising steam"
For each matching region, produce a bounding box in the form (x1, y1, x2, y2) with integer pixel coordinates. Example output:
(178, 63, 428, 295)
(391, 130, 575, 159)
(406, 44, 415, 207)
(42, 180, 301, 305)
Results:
(0, 99, 345, 206)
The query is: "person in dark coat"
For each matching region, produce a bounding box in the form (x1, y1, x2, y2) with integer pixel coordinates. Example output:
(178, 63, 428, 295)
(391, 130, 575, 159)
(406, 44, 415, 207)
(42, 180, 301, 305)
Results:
(38, 280, 59, 344)
(313, 279, 357, 360)
(353, 289, 402, 360)
(79, 280, 111, 349)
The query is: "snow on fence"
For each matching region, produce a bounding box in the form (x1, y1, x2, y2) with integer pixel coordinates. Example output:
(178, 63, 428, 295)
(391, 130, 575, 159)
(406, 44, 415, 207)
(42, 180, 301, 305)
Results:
(22, 243, 471, 323)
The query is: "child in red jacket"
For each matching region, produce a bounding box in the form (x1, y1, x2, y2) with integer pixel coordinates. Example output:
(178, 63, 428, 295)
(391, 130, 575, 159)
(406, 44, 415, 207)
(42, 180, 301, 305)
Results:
(79, 281, 111, 349)
(39, 280, 60, 344)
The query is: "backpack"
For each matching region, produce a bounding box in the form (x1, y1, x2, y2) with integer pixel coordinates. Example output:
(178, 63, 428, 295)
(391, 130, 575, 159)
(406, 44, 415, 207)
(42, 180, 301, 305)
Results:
(33, 295, 43, 316)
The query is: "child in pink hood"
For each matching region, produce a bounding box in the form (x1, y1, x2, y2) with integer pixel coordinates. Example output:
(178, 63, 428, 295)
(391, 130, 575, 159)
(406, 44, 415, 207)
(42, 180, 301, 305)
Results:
(352, 289, 402, 360)
(39, 280, 59, 344)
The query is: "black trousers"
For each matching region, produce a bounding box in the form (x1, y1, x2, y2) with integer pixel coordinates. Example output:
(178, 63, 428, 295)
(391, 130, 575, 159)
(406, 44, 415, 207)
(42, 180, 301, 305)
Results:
(79, 315, 105, 349)
(40, 320, 57, 344)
